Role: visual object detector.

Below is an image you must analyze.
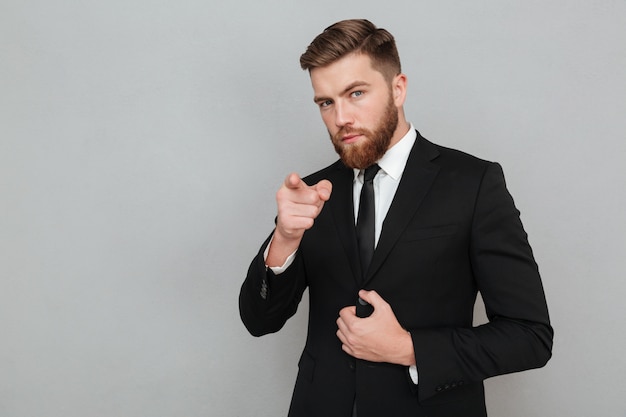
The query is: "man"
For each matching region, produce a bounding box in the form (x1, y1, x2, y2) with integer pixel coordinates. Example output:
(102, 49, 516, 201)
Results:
(239, 19, 552, 417)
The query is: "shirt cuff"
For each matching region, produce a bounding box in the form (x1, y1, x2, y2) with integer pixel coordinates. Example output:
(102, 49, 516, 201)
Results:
(408, 365, 418, 384)
(263, 235, 297, 274)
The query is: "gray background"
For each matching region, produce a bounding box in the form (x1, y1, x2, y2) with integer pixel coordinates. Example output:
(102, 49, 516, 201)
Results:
(1, 1, 625, 416)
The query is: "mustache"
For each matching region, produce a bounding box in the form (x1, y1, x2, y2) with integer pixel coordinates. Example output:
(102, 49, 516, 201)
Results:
(332, 126, 369, 142)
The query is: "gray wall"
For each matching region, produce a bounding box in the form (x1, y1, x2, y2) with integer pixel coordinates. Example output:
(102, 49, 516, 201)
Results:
(1, 1, 625, 416)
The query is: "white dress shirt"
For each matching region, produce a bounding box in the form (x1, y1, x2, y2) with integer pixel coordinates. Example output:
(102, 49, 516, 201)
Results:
(352, 125, 416, 245)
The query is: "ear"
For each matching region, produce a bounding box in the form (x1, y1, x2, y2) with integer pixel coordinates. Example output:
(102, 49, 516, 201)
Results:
(391, 73, 408, 107)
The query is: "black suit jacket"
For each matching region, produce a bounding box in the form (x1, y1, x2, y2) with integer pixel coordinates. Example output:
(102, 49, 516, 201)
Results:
(240, 132, 553, 417)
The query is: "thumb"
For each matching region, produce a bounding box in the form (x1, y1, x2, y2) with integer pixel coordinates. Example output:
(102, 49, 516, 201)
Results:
(358, 289, 385, 309)
(314, 179, 333, 201)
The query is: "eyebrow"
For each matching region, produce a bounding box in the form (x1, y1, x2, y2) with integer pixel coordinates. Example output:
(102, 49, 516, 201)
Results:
(313, 80, 370, 103)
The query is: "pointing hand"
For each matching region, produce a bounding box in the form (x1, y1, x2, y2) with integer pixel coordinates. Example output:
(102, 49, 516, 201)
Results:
(275, 173, 332, 241)
(266, 173, 332, 266)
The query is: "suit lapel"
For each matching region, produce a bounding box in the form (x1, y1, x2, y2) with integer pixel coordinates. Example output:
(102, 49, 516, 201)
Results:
(327, 163, 363, 283)
(365, 134, 441, 283)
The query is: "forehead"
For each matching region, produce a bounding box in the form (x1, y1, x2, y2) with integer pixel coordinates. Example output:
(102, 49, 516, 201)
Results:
(309, 53, 386, 95)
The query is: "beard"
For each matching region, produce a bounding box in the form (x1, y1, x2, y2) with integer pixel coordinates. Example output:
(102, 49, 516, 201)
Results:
(329, 95, 399, 170)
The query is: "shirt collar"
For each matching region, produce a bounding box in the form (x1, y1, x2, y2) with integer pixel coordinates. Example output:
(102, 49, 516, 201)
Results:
(353, 123, 417, 181)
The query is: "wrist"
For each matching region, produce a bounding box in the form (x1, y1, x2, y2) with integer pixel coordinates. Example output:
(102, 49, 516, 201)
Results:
(401, 331, 416, 366)
(266, 229, 301, 267)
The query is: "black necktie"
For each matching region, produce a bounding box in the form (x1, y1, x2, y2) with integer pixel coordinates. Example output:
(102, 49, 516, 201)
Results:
(356, 164, 380, 279)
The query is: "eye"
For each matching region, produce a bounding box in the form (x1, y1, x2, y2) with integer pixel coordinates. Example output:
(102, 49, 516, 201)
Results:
(351, 90, 364, 98)
(319, 100, 333, 108)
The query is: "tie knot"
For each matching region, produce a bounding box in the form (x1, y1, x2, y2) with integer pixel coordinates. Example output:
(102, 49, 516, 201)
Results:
(363, 164, 380, 182)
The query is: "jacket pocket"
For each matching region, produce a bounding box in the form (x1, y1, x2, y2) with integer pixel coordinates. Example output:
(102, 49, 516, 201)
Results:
(401, 224, 458, 241)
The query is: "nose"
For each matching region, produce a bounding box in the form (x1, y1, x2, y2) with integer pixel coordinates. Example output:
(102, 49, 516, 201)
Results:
(334, 101, 353, 128)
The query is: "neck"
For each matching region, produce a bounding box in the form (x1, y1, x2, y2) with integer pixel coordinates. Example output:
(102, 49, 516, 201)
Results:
(388, 117, 411, 150)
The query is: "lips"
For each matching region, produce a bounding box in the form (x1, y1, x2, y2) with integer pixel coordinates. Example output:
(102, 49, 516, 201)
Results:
(340, 131, 367, 145)
(332, 128, 367, 146)
(342, 134, 361, 144)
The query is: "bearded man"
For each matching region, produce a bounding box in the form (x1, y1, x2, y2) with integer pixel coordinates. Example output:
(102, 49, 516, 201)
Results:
(239, 19, 553, 417)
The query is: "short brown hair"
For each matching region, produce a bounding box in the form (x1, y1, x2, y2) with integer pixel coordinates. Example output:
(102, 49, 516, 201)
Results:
(299, 19, 401, 82)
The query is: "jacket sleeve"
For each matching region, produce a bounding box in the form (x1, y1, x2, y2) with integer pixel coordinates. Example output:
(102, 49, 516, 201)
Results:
(239, 233, 308, 337)
(410, 162, 553, 401)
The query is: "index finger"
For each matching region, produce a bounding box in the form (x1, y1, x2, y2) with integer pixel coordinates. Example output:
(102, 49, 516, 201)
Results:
(284, 173, 307, 190)
(339, 305, 357, 319)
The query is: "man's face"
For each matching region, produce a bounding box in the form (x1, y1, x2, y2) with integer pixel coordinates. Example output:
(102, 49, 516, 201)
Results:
(310, 53, 405, 169)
